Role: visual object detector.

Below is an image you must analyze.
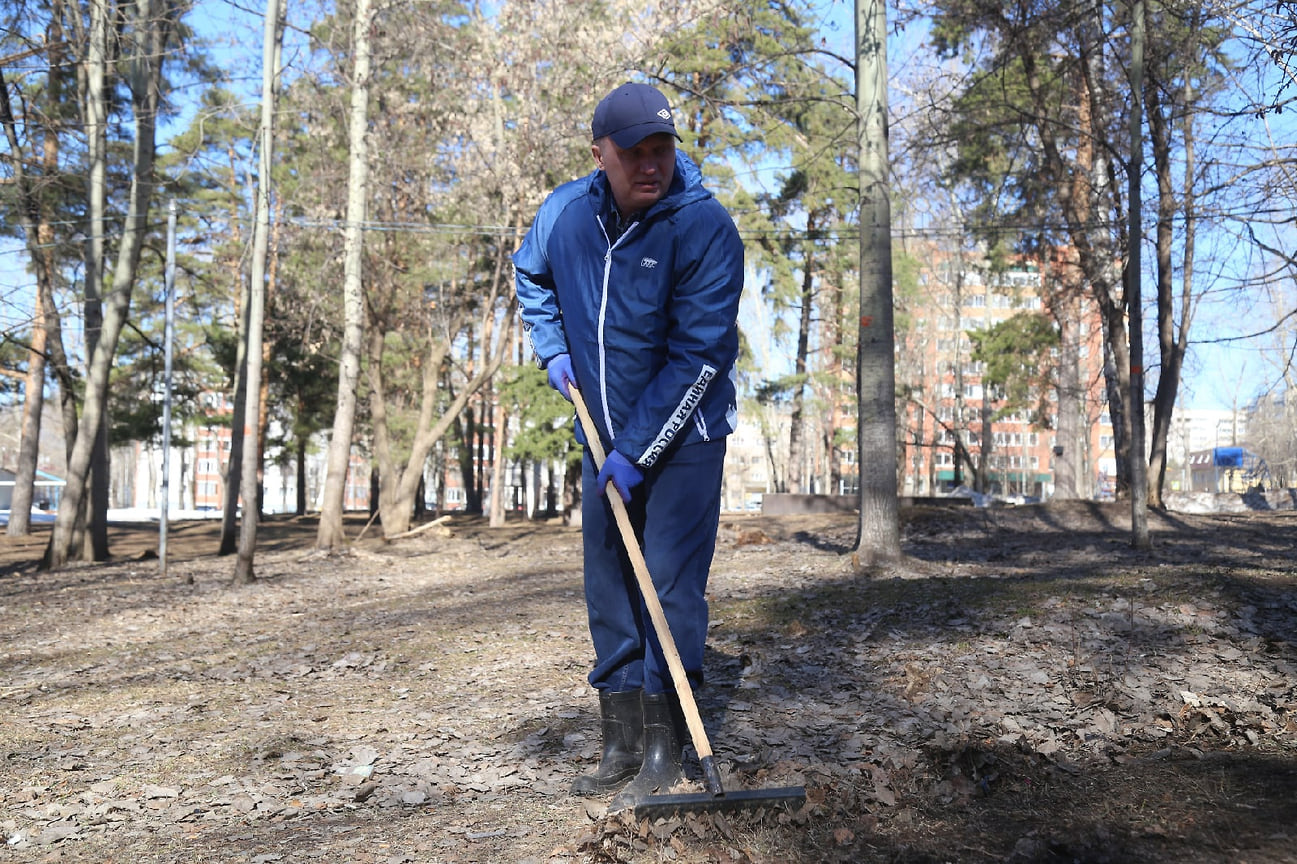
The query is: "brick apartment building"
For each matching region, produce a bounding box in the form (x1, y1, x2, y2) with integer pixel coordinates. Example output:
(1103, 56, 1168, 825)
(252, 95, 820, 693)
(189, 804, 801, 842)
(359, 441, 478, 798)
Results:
(896, 252, 1116, 500)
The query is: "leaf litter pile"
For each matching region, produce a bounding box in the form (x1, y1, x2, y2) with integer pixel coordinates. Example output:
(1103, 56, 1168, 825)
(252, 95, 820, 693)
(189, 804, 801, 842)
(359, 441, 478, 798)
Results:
(1, 501, 1295, 863)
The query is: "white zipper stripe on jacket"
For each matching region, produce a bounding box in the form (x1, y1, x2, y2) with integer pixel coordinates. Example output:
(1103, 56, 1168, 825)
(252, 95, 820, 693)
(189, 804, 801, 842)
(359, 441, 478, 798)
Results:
(597, 218, 638, 443)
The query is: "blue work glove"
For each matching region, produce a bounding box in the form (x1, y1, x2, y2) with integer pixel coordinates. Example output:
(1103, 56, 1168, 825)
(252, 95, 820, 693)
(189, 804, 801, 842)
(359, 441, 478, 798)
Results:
(546, 353, 575, 402)
(597, 450, 644, 503)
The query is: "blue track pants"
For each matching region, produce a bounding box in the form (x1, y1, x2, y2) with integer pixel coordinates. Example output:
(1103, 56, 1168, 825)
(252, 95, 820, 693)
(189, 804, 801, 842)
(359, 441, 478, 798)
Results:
(581, 438, 726, 694)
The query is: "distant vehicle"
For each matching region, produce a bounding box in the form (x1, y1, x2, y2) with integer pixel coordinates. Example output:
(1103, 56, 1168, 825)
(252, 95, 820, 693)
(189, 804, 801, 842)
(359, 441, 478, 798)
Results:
(946, 485, 992, 508)
(0, 508, 58, 526)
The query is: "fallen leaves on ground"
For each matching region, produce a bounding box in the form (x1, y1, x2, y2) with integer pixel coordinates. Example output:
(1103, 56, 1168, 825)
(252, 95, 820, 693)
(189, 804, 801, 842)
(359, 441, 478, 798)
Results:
(0, 502, 1295, 862)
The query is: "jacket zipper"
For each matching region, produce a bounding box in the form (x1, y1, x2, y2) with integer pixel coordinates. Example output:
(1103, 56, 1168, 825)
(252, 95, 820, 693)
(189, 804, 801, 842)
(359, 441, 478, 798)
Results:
(597, 218, 637, 443)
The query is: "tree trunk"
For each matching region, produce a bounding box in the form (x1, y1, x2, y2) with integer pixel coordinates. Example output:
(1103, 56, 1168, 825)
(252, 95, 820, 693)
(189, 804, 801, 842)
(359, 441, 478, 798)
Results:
(455, 405, 476, 512)
(219, 84, 253, 555)
(35, 9, 79, 471)
(1126, 0, 1151, 548)
(1028, 9, 1135, 502)
(86, 418, 109, 560)
(1174, 82, 1197, 490)
(12, 1, 74, 536)
(475, 398, 486, 512)
(825, 277, 848, 494)
(563, 453, 581, 526)
(1144, 45, 1196, 510)
(365, 323, 400, 528)
(0, 68, 53, 536)
(316, 0, 375, 550)
(978, 396, 993, 493)
(233, 0, 284, 584)
(74, 0, 108, 563)
(788, 222, 816, 494)
(1053, 309, 1083, 499)
(489, 399, 509, 527)
(219, 277, 249, 555)
(1050, 257, 1086, 500)
(853, 0, 901, 565)
(1100, 322, 1132, 495)
(948, 262, 969, 489)
(295, 436, 308, 516)
(41, 248, 77, 476)
(46, 0, 170, 569)
(11, 300, 50, 537)
(1145, 68, 1173, 510)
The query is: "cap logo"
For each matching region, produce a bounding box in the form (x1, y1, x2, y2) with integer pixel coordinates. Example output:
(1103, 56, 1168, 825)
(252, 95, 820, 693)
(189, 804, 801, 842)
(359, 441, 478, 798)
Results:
(657, 109, 671, 120)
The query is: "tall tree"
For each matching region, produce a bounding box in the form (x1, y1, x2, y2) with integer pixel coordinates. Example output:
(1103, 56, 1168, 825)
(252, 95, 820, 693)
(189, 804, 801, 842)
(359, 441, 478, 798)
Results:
(932, 1, 1137, 501)
(151, 84, 264, 554)
(45, 0, 180, 569)
(1141, 2, 1230, 508)
(316, 0, 374, 550)
(0, 48, 61, 535)
(854, 0, 901, 563)
(928, 0, 1283, 515)
(233, 0, 285, 583)
(1126, 0, 1150, 547)
(358, 0, 666, 536)
(0, 0, 98, 551)
(78, 0, 110, 562)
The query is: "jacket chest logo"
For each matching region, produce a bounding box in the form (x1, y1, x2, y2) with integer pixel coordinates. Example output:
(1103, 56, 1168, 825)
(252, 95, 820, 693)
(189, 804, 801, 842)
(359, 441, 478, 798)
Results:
(640, 257, 659, 269)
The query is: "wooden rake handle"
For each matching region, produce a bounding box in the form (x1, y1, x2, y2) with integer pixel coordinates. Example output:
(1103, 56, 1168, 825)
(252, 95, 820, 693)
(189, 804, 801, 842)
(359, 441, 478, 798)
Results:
(569, 386, 724, 795)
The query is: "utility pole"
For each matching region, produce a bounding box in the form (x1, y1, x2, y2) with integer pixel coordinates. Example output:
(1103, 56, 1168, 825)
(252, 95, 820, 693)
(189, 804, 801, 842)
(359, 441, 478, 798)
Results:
(160, 199, 177, 577)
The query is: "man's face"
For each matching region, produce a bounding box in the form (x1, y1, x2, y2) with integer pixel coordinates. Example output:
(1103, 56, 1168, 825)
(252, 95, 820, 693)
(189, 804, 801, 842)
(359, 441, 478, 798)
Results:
(592, 132, 676, 217)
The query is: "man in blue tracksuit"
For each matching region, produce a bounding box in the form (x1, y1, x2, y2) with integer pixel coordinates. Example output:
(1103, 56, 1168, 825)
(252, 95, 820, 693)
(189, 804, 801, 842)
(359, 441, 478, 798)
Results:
(513, 82, 744, 811)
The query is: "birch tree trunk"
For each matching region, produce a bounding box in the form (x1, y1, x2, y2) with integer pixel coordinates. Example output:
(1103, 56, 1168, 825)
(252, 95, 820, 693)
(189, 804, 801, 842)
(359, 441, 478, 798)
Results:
(316, 0, 374, 550)
(233, 0, 285, 583)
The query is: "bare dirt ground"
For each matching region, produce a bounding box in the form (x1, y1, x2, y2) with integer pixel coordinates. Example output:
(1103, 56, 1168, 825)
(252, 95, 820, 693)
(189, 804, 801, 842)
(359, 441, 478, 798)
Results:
(1, 501, 1295, 863)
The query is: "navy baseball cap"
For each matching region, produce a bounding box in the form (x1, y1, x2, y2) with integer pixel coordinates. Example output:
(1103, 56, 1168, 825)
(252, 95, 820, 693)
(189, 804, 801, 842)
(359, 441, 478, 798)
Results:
(591, 82, 682, 148)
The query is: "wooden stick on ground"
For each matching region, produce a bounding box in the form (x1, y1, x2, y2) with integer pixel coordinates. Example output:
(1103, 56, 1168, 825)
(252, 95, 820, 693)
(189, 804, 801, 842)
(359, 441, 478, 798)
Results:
(386, 514, 453, 540)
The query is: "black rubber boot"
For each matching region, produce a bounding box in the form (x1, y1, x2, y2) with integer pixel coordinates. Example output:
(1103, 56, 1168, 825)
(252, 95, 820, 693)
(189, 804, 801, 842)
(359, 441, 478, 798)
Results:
(608, 691, 686, 812)
(571, 689, 644, 796)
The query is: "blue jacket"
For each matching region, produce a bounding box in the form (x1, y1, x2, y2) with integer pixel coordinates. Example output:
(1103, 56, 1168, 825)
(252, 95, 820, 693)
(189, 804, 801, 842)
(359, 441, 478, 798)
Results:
(514, 151, 744, 468)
